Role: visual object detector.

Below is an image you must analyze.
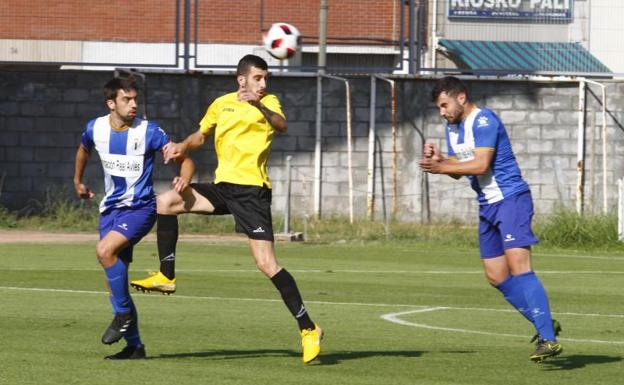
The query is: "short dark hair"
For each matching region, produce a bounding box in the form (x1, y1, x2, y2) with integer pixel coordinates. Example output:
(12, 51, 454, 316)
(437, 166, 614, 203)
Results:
(431, 76, 469, 102)
(104, 77, 138, 102)
(236, 54, 268, 76)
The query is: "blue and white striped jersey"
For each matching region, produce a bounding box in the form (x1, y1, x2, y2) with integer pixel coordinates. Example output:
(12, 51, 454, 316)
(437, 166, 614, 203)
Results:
(445, 107, 528, 205)
(81, 115, 169, 213)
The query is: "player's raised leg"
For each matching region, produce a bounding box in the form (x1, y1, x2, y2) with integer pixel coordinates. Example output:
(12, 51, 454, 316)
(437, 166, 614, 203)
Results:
(130, 186, 216, 294)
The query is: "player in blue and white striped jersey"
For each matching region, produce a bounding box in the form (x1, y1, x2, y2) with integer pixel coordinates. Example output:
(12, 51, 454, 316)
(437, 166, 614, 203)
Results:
(73, 77, 194, 360)
(81, 114, 169, 213)
(420, 76, 562, 362)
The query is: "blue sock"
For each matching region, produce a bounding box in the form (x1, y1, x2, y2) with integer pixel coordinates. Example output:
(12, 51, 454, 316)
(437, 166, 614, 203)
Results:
(494, 275, 533, 323)
(514, 271, 556, 341)
(123, 300, 142, 347)
(104, 259, 131, 314)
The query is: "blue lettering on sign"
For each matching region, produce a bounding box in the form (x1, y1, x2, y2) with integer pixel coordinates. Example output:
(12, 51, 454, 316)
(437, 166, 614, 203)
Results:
(448, 0, 572, 22)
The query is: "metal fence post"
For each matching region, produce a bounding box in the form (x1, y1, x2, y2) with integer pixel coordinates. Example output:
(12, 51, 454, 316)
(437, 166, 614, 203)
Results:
(416, 0, 425, 74)
(284, 155, 292, 234)
(277, 155, 303, 242)
(183, 0, 191, 71)
(619, 178, 624, 242)
(408, 0, 415, 74)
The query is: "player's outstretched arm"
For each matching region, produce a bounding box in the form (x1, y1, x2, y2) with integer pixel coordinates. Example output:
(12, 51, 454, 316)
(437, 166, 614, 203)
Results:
(163, 129, 207, 163)
(73, 144, 94, 199)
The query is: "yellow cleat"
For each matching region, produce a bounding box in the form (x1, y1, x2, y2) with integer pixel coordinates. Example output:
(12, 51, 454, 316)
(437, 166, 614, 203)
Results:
(130, 271, 176, 294)
(529, 340, 563, 363)
(301, 323, 323, 363)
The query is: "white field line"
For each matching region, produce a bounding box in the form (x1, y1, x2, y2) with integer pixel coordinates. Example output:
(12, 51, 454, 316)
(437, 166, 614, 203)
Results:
(2, 267, 624, 275)
(2, 285, 624, 319)
(3, 285, 623, 345)
(395, 249, 624, 261)
(380, 308, 624, 345)
(0, 285, 429, 308)
(536, 253, 624, 261)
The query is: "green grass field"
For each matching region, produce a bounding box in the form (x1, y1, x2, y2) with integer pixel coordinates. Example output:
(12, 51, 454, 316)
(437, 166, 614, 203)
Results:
(1, 240, 623, 385)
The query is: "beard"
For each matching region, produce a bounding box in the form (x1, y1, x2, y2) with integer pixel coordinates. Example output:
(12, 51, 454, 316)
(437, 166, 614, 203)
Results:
(121, 111, 136, 123)
(444, 107, 464, 124)
(445, 114, 462, 124)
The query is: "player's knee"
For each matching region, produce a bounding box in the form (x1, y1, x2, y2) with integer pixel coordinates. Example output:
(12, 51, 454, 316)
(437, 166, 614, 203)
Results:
(156, 193, 178, 214)
(95, 241, 115, 266)
(484, 270, 506, 286)
(255, 258, 279, 277)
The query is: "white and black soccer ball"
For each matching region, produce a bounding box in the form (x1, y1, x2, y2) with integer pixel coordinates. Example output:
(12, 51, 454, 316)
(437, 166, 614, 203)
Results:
(263, 22, 301, 60)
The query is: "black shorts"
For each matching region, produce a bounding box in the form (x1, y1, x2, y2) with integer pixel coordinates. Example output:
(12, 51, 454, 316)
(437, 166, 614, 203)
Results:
(191, 182, 274, 241)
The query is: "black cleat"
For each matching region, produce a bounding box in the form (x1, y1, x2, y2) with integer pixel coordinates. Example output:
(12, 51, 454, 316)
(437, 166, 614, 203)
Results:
(101, 312, 133, 345)
(530, 340, 563, 362)
(105, 345, 146, 360)
(530, 319, 562, 343)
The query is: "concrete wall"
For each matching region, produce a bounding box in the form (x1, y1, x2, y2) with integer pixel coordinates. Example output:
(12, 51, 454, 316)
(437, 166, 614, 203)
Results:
(1, 68, 623, 223)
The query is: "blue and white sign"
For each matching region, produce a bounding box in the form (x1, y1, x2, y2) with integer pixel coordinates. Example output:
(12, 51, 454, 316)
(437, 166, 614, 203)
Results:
(448, 0, 573, 22)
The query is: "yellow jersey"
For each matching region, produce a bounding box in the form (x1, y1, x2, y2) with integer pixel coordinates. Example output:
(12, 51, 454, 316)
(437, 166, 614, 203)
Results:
(199, 92, 284, 188)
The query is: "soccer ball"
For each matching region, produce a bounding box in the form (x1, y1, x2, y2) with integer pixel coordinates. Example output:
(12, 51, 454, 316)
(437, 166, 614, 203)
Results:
(263, 22, 301, 60)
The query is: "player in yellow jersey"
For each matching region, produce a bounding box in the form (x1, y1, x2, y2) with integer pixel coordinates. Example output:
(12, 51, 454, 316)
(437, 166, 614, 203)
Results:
(130, 55, 323, 363)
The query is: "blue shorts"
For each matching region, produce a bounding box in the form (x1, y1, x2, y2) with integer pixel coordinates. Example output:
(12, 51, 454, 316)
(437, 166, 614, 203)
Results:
(478, 190, 539, 259)
(99, 202, 156, 263)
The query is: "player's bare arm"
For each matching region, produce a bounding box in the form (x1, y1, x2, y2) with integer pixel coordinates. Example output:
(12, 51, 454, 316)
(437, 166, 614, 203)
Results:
(73, 143, 94, 199)
(171, 156, 195, 193)
(163, 129, 207, 163)
(250, 100, 287, 133)
(238, 86, 287, 133)
(420, 148, 494, 176)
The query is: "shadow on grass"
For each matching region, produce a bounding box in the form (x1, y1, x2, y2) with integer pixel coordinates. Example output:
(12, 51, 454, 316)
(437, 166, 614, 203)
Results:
(148, 349, 467, 364)
(540, 354, 622, 370)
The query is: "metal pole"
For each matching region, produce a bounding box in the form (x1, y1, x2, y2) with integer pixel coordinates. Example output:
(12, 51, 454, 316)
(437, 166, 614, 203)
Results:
(375, 75, 397, 219)
(408, 0, 415, 74)
(582, 79, 608, 213)
(398, 0, 405, 72)
(576, 80, 586, 214)
(183, 0, 190, 71)
(314, 76, 323, 218)
(601, 85, 608, 214)
(430, 0, 438, 68)
(313, 0, 328, 219)
(415, 0, 424, 74)
(346, 81, 354, 224)
(320, 74, 352, 222)
(590, 109, 596, 213)
(389, 80, 397, 218)
(259, 0, 264, 31)
(193, 0, 198, 69)
(367, 75, 377, 220)
(175, 0, 180, 68)
(619, 178, 624, 241)
(284, 155, 292, 234)
(318, 0, 327, 71)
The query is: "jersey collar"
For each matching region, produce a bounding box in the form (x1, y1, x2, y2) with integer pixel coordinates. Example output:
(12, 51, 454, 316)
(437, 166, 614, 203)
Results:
(109, 115, 132, 132)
